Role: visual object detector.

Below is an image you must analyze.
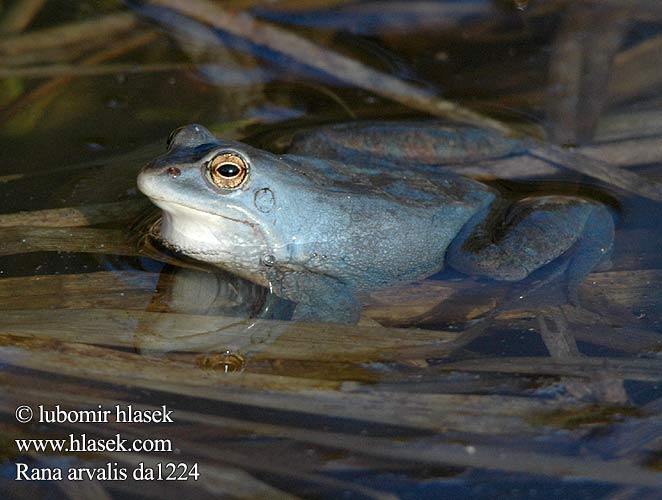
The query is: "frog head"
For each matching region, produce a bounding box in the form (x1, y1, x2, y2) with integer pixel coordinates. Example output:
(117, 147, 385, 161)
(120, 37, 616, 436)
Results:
(137, 124, 295, 284)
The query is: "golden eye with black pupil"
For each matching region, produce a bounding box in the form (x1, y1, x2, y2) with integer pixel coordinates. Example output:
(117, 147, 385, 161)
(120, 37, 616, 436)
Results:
(207, 153, 248, 189)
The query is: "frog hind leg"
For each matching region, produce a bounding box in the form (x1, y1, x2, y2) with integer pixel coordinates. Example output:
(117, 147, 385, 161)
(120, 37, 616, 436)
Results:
(446, 196, 614, 303)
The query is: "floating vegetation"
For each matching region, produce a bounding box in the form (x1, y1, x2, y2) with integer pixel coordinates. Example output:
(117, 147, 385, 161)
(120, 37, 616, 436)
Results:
(528, 404, 645, 430)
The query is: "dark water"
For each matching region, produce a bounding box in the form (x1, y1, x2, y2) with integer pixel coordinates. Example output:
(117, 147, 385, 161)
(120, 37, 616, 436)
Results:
(1, 1, 662, 498)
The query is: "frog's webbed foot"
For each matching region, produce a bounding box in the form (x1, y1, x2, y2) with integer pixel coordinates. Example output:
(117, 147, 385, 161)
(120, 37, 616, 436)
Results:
(447, 195, 615, 305)
(269, 270, 361, 324)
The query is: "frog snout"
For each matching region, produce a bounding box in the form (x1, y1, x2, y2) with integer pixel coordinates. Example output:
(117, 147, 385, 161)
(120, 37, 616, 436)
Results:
(141, 154, 178, 175)
(137, 165, 165, 199)
(137, 158, 182, 196)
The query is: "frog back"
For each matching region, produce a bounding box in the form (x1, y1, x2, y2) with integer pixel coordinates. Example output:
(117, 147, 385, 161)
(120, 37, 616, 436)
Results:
(275, 154, 495, 289)
(288, 120, 525, 166)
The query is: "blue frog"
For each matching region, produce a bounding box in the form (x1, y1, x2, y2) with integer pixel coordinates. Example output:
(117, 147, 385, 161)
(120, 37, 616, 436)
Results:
(137, 122, 614, 323)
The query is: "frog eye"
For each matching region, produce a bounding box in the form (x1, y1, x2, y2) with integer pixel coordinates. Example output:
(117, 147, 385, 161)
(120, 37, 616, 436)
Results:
(167, 124, 216, 150)
(207, 152, 249, 189)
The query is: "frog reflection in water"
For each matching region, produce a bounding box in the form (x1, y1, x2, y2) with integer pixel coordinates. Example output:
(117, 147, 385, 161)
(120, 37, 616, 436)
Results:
(137, 123, 614, 323)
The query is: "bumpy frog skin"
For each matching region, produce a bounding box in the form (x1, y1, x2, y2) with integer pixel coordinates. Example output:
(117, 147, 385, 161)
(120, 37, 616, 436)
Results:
(137, 122, 614, 323)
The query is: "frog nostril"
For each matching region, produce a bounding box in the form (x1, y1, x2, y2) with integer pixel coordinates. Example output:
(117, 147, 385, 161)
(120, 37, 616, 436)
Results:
(166, 167, 181, 178)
